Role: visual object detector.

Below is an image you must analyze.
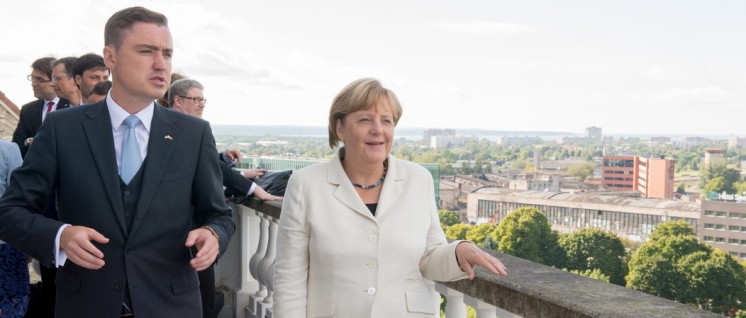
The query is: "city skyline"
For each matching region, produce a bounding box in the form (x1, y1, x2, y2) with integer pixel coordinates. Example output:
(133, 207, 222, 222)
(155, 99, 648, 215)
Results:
(2, 0, 745, 136)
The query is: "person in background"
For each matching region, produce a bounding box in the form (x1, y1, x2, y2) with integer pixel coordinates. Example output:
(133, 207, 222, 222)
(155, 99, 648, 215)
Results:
(0, 6, 234, 317)
(156, 72, 186, 107)
(72, 53, 110, 105)
(168, 77, 280, 317)
(12, 57, 71, 157)
(0, 139, 27, 317)
(273, 78, 507, 317)
(51, 56, 83, 106)
(88, 80, 112, 104)
(11, 57, 71, 318)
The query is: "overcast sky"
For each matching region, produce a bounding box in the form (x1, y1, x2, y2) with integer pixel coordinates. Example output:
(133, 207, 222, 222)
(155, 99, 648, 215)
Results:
(2, 0, 745, 136)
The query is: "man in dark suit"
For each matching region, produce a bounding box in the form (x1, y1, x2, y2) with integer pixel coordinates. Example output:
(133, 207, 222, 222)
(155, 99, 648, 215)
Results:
(0, 6, 234, 317)
(167, 77, 280, 318)
(11, 56, 71, 318)
(13, 57, 72, 158)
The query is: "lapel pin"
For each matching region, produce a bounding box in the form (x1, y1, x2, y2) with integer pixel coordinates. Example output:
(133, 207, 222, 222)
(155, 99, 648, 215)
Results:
(164, 134, 173, 140)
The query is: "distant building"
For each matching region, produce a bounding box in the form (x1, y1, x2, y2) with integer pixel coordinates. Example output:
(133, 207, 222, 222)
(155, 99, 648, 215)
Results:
(496, 136, 543, 146)
(683, 136, 710, 145)
(430, 135, 476, 149)
(508, 175, 560, 192)
(704, 148, 724, 167)
(0, 90, 20, 140)
(423, 128, 455, 141)
(648, 137, 671, 144)
(601, 155, 675, 199)
(558, 136, 597, 145)
(467, 188, 699, 242)
(728, 136, 746, 149)
(700, 199, 746, 260)
(585, 126, 602, 141)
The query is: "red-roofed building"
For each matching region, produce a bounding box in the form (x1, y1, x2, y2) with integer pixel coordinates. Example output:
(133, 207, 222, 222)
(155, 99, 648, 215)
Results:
(0, 90, 20, 140)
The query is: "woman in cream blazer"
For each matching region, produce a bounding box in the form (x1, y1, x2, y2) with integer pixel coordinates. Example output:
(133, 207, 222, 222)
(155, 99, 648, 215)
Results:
(274, 78, 507, 318)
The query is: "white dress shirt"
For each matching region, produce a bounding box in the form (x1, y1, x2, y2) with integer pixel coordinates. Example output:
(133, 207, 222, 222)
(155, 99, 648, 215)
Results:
(54, 92, 154, 267)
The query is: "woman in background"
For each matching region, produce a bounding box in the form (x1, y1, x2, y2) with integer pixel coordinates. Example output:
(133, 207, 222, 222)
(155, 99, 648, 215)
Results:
(0, 139, 28, 317)
(274, 78, 507, 317)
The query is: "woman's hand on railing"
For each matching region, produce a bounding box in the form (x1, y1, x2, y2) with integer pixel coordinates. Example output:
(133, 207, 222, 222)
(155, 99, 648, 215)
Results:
(455, 241, 508, 280)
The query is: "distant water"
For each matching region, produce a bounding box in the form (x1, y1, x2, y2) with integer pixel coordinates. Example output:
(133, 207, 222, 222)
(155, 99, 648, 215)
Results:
(211, 125, 731, 141)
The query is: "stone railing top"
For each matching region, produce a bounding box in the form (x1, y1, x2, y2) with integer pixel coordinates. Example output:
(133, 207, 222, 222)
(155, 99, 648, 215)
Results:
(240, 198, 722, 318)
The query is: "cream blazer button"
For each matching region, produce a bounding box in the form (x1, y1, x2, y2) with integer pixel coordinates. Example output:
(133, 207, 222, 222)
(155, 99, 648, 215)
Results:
(366, 287, 377, 295)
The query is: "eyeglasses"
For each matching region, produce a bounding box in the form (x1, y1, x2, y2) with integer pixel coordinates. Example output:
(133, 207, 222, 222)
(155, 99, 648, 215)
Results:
(27, 75, 52, 83)
(52, 75, 73, 82)
(178, 96, 207, 104)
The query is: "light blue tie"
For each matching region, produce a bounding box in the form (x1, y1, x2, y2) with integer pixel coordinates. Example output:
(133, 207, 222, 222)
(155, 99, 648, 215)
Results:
(121, 115, 142, 184)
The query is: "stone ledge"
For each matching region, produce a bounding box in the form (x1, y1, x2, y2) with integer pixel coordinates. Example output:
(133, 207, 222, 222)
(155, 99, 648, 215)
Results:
(243, 198, 721, 318)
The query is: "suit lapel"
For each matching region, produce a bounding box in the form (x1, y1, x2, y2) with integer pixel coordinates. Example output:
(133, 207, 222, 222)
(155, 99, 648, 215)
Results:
(328, 151, 377, 221)
(129, 106, 179, 236)
(82, 101, 127, 235)
(29, 100, 43, 131)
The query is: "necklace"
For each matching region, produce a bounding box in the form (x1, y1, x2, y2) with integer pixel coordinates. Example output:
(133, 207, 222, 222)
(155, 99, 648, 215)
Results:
(351, 164, 388, 189)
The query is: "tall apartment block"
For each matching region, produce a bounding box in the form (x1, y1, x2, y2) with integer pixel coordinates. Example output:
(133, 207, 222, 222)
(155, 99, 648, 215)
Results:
(602, 155, 675, 199)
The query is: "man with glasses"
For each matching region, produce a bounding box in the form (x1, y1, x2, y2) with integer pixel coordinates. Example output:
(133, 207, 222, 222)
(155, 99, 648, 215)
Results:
(12, 57, 71, 158)
(10, 56, 71, 318)
(72, 53, 110, 105)
(51, 56, 83, 106)
(167, 78, 280, 318)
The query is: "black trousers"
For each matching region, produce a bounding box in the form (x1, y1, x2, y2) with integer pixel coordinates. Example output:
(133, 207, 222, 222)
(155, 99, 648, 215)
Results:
(198, 265, 217, 318)
(24, 264, 56, 318)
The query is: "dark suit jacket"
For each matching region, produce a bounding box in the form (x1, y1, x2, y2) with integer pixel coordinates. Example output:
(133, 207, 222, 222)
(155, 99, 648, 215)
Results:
(12, 98, 71, 157)
(0, 101, 234, 317)
(219, 158, 253, 197)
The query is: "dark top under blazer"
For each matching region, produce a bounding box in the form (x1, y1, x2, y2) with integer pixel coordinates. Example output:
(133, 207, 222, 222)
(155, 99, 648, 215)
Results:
(0, 101, 234, 317)
(12, 98, 71, 157)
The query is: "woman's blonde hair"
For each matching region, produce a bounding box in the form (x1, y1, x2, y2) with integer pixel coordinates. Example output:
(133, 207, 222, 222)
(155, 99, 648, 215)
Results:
(327, 78, 402, 148)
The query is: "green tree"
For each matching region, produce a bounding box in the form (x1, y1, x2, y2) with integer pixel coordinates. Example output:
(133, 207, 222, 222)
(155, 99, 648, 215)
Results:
(626, 234, 706, 302)
(438, 210, 461, 229)
(734, 180, 746, 195)
(676, 183, 686, 194)
(567, 163, 596, 182)
(465, 223, 497, 247)
(491, 207, 566, 267)
(569, 268, 610, 283)
(705, 176, 727, 194)
(648, 220, 695, 241)
(559, 228, 627, 285)
(627, 221, 746, 315)
(678, 249, 746, 314)
(445, 224, 471, 240)
(699, 161, 741, 195)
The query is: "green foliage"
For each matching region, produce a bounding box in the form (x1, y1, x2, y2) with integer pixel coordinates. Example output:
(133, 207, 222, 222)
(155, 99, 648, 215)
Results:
(438, 210, 461, 229)
(677, 249, 746, 314)
(465, 223, 497, 247)
(492, 207, 566, 268)
(627, 221, 746, 315)
(567, 163, 596, 182)
(445, 224, 471, 240)
(699, 160, 742, 196)
(676, 183, 686, 194)
(705, 177, 727, 193)
(626, 234, 707, 302)
(559, 228, 627, 285)
(734, 180, 746, 195)
(647, 220, 695, 241)
(569, 268, 610, 283)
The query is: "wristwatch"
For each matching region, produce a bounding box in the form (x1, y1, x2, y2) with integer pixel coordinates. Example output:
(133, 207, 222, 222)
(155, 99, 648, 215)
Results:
(24, 137, 34, 146)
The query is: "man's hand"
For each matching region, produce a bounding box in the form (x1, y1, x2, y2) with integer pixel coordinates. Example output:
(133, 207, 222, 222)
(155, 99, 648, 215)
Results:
(242, 169, 267, 179)
(455, 241, 508, 280)
(185, 227, 219, 271)
(224, 149, 242, 164)
(252, 186, 283, 201)
(60, 226, 109, 270)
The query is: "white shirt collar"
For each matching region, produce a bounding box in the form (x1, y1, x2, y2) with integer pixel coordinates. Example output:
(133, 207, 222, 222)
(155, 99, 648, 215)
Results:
(106, 92, 154, 132)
